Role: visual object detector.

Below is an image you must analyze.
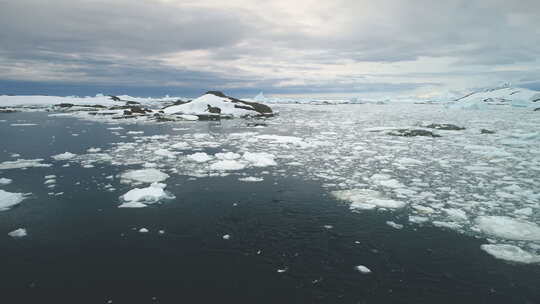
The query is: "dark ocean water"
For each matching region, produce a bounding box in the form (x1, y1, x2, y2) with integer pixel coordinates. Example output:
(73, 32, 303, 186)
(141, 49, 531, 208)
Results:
(0, 112, 539, 304)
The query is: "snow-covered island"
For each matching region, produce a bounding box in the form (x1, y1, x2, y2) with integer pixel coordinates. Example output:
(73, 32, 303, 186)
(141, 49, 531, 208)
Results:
(0, 90, 274, 121)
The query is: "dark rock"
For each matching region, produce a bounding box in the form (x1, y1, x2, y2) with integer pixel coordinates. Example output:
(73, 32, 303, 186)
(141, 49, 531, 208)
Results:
(207, 104, 222, 114)
(424, 123, 465, 131)
(246, 122, 268, 127)
(0, 107, 17, 113)
(534, 107, 540, 111)
(205, 91, 228, 98)
(388, 129, 441, 137)
(481, 129, 496, 134)
(125, 100, 140, 105)
(56, 103, 74, 108)
(206, 91, 273, 115)
(173, 99, 191, 105)
(109, 95, 121, 101)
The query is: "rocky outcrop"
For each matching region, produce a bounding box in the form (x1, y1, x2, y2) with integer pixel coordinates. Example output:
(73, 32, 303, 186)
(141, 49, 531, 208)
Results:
(388, 129, 441, 137)
(162, 91, 273, 118)
(424, 123, 465, 131)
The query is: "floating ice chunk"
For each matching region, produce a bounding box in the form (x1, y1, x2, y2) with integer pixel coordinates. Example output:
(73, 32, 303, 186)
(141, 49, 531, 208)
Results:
(215, 152, 241, 160)
(52, 152, 76, 161)
(370, 174, 404, 188)
(171, 142, 190, 149)
(255, 135, 308, 147)
(433, 221, 462, 230)
(243, 152, 277, 167)
(120, 169, 170, 184)
(409, 215, 429, 224)
(475, 216, 540, 241)
(127, 131, 144, 135)
(8, 228, 27, 238)
(0, 159, 51, 170)
(121, 182, 174, 204)
(118, 201, 148, 208)
(354, 265, 372, 274)
(108, 127, 124, 130)
(386, 221, 404, 229)
(210, 160, 247, 171)
(0, 178, 12, 185)
(514, 207, 533, 216)
(222, 234, 231, 240)
(238, 176, 264, 182)
(0, 190, 26, 211)
(10, 123, 37, 126)
(87, 147, 102, 153)
(443, 208, 468, 221)
(139, 228, 149, 233)
(332, 189, 406, 210)
(187, 152, 213, 163)
(481, 244, 540, 264)
(277, 268, 288, 273)
(154, 149, 177, 158)
(178, 114, 199, 121)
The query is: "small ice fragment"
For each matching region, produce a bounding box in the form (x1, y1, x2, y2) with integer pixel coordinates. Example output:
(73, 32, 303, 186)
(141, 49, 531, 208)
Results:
(0, 177, 12, 185)
(51, 152, 76, 161)
(386, 221, 403, 229)
(8, 228, 27, 238)
(277, 267, 288, 273)
(354, 265, 372, 274)
(139, 228, 149, 233)
(222, 234, 231, 240)
(323, 225, 333, 229)
(158, 230, 165, 235)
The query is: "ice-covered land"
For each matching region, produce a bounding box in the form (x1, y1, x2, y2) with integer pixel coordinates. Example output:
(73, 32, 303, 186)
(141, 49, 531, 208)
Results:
(163, 91, 273, 117)
(449, 86, 540, 110)
(1, 86, 540, 264)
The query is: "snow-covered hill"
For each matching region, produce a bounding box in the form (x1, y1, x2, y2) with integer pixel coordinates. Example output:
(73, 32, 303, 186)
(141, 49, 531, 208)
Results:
(163, 91, 273, 117)
(450, 86, 540, 110)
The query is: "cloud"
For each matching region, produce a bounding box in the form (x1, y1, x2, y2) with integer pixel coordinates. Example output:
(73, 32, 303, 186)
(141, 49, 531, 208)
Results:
(0, 0, 539, 97)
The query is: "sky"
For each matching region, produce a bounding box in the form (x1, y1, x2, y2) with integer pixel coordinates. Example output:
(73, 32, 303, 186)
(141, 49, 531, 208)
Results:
(1, 0, 539, 98)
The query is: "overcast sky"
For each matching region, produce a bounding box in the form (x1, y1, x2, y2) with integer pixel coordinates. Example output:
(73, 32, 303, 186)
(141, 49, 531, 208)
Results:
(1, 0, 539, 98)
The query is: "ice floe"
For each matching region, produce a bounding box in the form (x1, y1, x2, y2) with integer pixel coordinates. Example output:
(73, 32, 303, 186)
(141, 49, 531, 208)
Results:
(120, 169, 170, 184)
(0, 178, 12, 185)
(475, 216, 540, 241)
(119, 182, 174, 207)
(0, 190, 27, 211)
(354, 265, 372, 274)
(480, 244, 540, 264)
(332, 189, 406, 210)
(8, 228, 28, 238)
(0, 159, 51, 170)
(52, 152, 77, 161)
(187, 152, 213, 163)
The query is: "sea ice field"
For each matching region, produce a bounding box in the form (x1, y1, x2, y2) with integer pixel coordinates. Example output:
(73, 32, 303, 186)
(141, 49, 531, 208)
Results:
(1, 99, 539, 303)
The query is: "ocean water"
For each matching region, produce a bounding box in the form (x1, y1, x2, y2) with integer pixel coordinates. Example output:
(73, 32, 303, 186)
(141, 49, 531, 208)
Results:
(0, 106, 539, 304)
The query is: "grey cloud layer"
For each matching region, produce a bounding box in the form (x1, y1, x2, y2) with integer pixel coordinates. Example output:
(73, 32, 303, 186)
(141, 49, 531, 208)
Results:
(0, 0, 539, 96)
